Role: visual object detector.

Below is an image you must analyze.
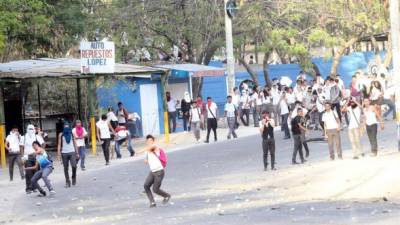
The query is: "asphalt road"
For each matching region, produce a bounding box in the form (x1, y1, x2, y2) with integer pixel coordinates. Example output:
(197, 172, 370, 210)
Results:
(2, 122, 400, 225)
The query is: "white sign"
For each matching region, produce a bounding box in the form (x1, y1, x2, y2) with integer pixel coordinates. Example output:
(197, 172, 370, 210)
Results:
(80, 41, 115, 74)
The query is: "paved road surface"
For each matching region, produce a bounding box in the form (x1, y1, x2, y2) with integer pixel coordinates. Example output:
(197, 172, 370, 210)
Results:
(1, 122, 400, 225)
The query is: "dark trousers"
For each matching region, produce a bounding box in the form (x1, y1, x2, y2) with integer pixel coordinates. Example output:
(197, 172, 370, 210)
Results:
(144, 170, 170, 203)
(101, 138, 111, 163)
(281, 113, 290, 138)
(61, 152, 77, 183)
(301, 132, 310, 156)
(292, 134, 305, 163)
(262, 138, 275, 169)
(366, 124, 378, 154)
(168, 111, 177, 133)
(8, 153, 24, 181)
(206, 118, 218, 141)
(31, 167, 53, 192)
(253, 106, 260, 127)
(183, 114, 191, 131)
(24, 155, 36, 191)
(240, 109, 250, 126)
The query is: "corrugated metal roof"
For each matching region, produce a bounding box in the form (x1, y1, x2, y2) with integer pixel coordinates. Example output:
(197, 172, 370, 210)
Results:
(155, 63, 225, 77)
(0, 58, 166, 80)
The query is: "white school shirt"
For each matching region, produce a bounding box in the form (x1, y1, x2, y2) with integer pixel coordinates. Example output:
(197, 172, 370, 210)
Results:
(364, 107, 378, 126)
(96, 120, 111, 139)
(167, 99, 176, 112)
(107, 111, 118, 123)
(190, 107, 201, 122)
(316, 95, 325, 113)
(271, 89, 281, 105)
(6, 133, 20, 154)
(206, 102, 218, 119)
(286, 93, 296, 105)
(117, 109, 126, 124)
(72, 127, 87, 147)
(224, 102, 236, 118)
(251, 92, 258, 107)
(322, 110, 339, 130)
(20, 134, 45, 156)
(240, 95, 250, 109)
(232, 94, 240, 107)
(147, 151, 164, 172)
(280, 99, 289, 115)
(347, 107, 361, 129)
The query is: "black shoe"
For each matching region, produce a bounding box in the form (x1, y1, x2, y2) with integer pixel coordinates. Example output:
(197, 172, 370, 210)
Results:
(271, 167, 277, 171)
(21, 175, 25, 180)
(292, 161, 299, 165)
(38, 190, 46, 197)
(227, 136, 231, 140)
(264, 167, 268, 171)
(26, 189, 33, 194)
(301, 159, 307, 164)
(65, 181, 71, 188)
(204, 140, 209, 143)
(150, 202, 157, 208)
(305, 151, 310, 158)
(105, 162, 110, 166)
(162, 196, 171, 204)
(72, 178, 76, 186)
(353, 156, 359, 160)
(283, 137, 290, 140)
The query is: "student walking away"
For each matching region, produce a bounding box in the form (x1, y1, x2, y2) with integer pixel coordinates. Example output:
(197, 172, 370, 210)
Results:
(369, 81, 384, 118)
(143, 135, 171, 208)
(117, 102, 129, 126)
(259, 111, 276, 171)
(251, 87, 260, 127)
(271, 84, 281, 126)
(6, 126, 24, 181)
(20, 124, 45, 194)
(315, 87, 326, 133)
(196, 96, 206, 130)
(363, 99, 384, 157)
(322, 103, 343, 160)
(72, 120, 87, 170)
(342, 98, 364, 159)
(57, 124, 78, 188)
(97, 114, 115, 165)
(181, 92, 192, 132)
(291, 108, 306, 164)
(329, 77, 343, 123)
(300, 111, 311, 158)
(189, 101, 202, 142)
(240, 90, 250, 126)
(205, 97, 218, 143)
(166, 92, 177, 133)
(279, 90, 291, 139)
(114, 125, 135, 158)
(107, 107, 118, 159)
(225, 96, 238, 140)
(25, 141, 55, 197)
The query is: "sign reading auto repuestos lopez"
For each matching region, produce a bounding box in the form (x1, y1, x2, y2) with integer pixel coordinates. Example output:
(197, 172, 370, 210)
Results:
(80, 41, 115, 74)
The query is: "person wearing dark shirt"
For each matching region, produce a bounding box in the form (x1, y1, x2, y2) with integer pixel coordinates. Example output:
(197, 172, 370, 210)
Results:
(259, 111, 276, 171)
(181, 92, 192, 132)
(291, 108, 306, 164)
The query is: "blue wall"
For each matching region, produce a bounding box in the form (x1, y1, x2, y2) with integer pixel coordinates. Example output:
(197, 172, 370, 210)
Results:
(97, 78, 165, 134)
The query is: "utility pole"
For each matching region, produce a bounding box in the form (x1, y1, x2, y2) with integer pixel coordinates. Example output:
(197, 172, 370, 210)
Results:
(389, 0, 400, 150)
(225, 0, 236, 95)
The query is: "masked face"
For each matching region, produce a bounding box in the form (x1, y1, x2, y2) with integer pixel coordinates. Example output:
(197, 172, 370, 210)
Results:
(27, 125, 35, 136)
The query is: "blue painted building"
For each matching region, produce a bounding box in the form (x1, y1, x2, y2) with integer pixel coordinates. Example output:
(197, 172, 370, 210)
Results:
(97, 76, 165, 136)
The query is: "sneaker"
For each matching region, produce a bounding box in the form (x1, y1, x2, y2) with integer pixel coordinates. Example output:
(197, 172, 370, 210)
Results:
(65, 181, 71, 188)
(49, 190, 56, 195)
(81, 167, 86, 171)
(150, 202, 157, 208)
(105, 162, 110, 166)
(26, 190, 33, 194)
(162, 196, 171, 204)
(204, 140, 209, 143)
(353, 156, 359, 160)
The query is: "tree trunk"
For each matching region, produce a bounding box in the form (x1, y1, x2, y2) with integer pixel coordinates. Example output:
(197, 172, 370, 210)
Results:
(383, 34, 392, 68)
(330, 37, 358, 76)
(238, 57, 259, 86)
(254, 38, 259, 64)
(263, 52, 272, 88)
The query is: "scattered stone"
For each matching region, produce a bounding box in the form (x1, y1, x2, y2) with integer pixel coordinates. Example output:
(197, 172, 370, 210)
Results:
(205, 199, 210, 203)
(382, 209, 392, 214)
(290, 208, 295, 211)
(217, 210, 225, 216)
(383, 197, 388, 202)
(235, 196, 242, 201)
(270, 207, 280, 210)
(77, 206, 84, 213)
(92, 177, 97, 181)
(52, 214, 58, 219)
(36, 202, 42, 206)
(310, 207, 315, 211)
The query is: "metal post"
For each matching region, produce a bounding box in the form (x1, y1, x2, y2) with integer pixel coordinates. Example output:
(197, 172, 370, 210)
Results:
(76, 79, 82, 120)
(0, 86, 6, 169)
(87, 77, 97, 155)
(224, 0, 235, 95)
(37, 84, 42, 129)
(189, 73, 193, 100)
(389, 0, 400, 151)
(161, 72, 170, 143)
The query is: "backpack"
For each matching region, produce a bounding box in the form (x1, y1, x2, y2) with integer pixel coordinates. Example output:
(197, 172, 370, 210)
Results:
(155, 149, 167, 168)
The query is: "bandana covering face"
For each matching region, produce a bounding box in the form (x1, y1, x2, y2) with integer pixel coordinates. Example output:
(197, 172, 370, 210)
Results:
(26, 124, 35, 138)
(63, 126, 72, 144)
(75, 124, 84, 138)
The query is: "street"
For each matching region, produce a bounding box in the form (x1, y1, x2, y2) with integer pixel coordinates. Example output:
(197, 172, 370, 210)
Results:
(1, 122, 400, 225)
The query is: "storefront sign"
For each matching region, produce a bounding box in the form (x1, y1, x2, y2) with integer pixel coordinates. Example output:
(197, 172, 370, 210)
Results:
(80, 41, 115, 74)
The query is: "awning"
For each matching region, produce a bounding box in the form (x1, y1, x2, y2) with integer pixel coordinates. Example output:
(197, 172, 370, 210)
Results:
(0, 58, 166, 80)
(155, 63, 226, 78)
